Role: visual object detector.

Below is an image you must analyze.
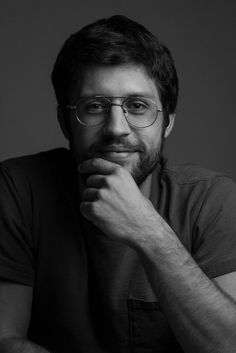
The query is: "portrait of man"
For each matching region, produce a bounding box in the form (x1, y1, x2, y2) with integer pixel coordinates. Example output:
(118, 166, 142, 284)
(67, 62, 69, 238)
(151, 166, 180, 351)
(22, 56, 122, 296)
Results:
(0, 10, 236, 353)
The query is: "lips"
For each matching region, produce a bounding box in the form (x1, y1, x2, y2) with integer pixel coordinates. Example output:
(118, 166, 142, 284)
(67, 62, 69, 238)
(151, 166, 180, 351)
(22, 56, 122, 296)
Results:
(98, 151, 135, 157)
(89, 145, 139, 160)
(96, 145, 139, 153)
(98, 148, 137, 153)
(96, 150, 137, 159)
(87, 143, 143, 161)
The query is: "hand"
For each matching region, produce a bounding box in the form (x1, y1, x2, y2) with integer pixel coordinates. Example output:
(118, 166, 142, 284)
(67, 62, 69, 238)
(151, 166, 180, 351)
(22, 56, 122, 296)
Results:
(78, 158, 159, 246)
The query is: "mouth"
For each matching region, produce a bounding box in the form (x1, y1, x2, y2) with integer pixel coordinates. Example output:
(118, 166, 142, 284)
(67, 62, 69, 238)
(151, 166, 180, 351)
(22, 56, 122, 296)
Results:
(90, 146, 139, 160)
(89, 144, 140, 159)
(96, 151, 136, 158)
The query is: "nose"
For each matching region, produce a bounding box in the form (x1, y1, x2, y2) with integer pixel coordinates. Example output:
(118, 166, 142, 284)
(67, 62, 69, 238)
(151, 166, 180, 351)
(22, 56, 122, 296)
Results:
(103, 104, 131, 137)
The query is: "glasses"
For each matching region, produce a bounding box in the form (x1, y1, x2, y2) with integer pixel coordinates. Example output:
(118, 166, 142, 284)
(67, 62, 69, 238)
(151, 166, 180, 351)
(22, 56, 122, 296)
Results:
(65, 96, 163, 128)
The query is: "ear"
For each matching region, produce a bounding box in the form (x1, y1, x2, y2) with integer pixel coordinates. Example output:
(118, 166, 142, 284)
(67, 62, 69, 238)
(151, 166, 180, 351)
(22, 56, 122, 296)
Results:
(164, 113, 175, 139)
(57, 106, 70, 140)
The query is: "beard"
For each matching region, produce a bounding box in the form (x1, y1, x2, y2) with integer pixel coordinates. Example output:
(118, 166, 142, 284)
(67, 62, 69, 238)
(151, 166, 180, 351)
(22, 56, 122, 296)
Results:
(131, 137, 164, 186)
(87, 127, 165, 187)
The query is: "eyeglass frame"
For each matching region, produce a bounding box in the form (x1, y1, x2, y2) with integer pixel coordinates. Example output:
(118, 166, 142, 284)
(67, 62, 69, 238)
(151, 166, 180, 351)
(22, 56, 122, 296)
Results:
(65, 96, 163, 129)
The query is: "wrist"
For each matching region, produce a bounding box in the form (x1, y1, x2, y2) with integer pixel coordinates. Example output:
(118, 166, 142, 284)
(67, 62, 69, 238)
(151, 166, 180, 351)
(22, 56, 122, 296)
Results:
(131, 213, 176, 256)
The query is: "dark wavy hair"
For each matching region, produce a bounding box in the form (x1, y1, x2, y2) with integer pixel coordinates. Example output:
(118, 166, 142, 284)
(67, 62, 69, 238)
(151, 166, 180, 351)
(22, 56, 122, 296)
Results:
(51, 15, 179, 120)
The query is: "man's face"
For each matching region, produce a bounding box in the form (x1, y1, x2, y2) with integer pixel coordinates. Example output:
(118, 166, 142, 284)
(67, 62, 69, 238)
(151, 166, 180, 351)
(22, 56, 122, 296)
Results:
(64, 64, 174, 185)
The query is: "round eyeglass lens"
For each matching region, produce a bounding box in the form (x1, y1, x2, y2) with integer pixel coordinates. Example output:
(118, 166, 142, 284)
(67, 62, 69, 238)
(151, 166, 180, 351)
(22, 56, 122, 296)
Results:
(76, 97, 109, 126)
(123, 97, 158, 128)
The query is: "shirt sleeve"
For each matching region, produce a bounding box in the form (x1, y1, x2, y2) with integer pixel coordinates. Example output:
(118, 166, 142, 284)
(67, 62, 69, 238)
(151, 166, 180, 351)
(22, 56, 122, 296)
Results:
(193, 175, 236, 278)
(0, 164, 35, 285)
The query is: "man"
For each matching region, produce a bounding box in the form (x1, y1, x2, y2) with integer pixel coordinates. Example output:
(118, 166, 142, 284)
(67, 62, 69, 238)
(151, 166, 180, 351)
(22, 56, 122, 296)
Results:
(0, 15, 236, 353)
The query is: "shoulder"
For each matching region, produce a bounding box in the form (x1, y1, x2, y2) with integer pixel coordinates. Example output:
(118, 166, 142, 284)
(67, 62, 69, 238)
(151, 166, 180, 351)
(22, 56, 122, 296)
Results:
(161, 160, 236, 191)
(0, 148, 73, 196)
(157, 160, 236, 215)
(156, 161, 236, 257)
(0, 148, 70, 175)
(0, 148, 72, 183)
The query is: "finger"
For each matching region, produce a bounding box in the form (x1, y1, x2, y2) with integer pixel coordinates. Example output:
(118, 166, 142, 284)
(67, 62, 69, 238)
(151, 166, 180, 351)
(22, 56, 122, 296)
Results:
(82, 188, 99, 202)
(86, 174, 105, 188)
(78, 158, 119, 175)
(80, 201, 93, 221)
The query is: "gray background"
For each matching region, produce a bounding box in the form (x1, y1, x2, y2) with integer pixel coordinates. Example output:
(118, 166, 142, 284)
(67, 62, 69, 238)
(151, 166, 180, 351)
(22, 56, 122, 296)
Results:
(0, 0, 235, 178)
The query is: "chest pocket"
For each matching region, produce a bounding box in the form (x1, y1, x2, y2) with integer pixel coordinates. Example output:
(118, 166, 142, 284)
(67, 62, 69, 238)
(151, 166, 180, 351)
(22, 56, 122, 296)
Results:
(128, 298, 183, 353)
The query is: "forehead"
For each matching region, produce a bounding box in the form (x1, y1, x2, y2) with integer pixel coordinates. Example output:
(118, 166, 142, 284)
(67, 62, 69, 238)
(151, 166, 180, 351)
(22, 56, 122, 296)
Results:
(73, 64, 161, 103)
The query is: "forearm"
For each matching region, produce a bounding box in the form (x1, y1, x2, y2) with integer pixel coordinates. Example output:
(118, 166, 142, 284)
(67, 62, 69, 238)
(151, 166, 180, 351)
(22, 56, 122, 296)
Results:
(0, 337, 51, 353)
(134, 215, 236, 353)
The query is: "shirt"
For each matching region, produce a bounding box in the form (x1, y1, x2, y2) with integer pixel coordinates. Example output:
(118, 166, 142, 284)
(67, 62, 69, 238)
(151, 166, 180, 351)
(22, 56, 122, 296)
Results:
(1, 148, 236, 353)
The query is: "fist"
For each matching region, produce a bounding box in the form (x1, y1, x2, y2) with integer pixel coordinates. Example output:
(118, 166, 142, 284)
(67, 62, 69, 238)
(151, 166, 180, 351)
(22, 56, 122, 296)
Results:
(78, 158, 159, 246)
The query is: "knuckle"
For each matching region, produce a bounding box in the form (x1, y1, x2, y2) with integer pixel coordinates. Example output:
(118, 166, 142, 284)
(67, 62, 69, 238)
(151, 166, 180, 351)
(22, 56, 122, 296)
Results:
(89, 201, 96, 213)
(82, 188, 100, 202)
(87, 175, 103, 187)
(114, 164, 123, 175)
(103, 176, 111, 187)
(90, 158, 98, 168)
(97, 188, 105, 199)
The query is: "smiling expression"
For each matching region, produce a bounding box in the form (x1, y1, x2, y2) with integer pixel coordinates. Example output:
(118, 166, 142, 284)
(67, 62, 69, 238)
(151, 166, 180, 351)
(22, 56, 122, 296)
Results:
(61, 64, 174, 185)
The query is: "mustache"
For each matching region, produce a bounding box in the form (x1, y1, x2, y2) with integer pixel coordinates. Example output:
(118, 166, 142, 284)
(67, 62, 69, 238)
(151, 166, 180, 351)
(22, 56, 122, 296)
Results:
(87, 137, 146, 157)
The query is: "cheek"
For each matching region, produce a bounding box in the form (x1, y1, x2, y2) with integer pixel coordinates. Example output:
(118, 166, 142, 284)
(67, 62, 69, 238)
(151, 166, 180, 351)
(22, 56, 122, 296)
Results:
(137, 123, 163, 152)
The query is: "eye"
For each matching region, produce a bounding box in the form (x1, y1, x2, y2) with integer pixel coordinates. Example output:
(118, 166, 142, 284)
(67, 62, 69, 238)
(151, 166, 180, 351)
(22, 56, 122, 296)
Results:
(125, 99, 149, 114)
(83, 100, 106, 114)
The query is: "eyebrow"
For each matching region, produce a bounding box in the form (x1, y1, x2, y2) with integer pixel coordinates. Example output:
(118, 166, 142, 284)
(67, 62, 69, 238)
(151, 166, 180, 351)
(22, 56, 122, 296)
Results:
(78, 92, 157, 100)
